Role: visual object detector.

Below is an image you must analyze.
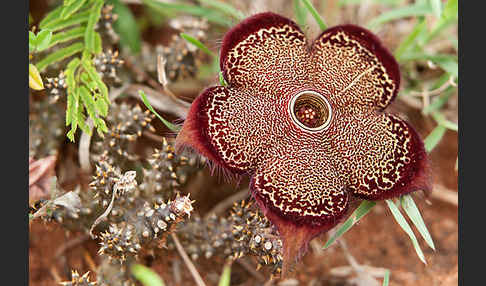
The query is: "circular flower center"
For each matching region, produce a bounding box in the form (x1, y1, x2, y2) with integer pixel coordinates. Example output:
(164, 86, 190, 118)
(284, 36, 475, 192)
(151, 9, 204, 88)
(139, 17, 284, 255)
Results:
(289, 91, 332, 131)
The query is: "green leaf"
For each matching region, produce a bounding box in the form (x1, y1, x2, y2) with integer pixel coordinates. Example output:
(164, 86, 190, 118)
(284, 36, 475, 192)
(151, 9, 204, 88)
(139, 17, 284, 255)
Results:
(382, 269, 390, 286)
(49, 26, 86, 49)
(139, 90, 181, 132)
(39, 5, 64, 29)
(77, 102, 91, 135)
(131, 264, 166, 286)
(94, 97, 109, 116)
(110, 0, 142, 54)
(79, 85, 98, 119)
(430, 0, 442, 18)
(431, 111, 457, 131)
(198, 0, 245, 20)
(301, 0, 327, 30)
(35, 29, 53, 51)
(42, 9, 91, 31)
(400, 195, 435, 251)
(142, 0, 233, 27)
(29, 31, 36, 53)
(94, 32, 102, 55)
(180, 33, 215, 57)
(394, 18, 427, 61)
(422, 90, 454, 115)
(61, 0, 88, 19)
(367, 2, 432, 29)
(293, 0, 308, 28)
(81, 59, 109, 102)
(36, 42, 84, 72)
(85, 0, 104, 53)
(65, 58, 81, 125)
(218, 263, 232, 286)
(385, 199, 426, 264)
(29, 64, 44, 90)
(219, 71, 227, 86)
(324, 200, 376, 249)
(424, 124, 446, 152)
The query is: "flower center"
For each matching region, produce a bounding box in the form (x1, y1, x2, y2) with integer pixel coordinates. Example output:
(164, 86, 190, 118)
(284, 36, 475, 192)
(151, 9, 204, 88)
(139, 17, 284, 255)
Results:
(289, 91, 332, 131)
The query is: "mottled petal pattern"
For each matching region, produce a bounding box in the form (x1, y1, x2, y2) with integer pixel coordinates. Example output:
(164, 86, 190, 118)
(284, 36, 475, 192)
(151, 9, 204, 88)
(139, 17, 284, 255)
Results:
(310, 25, 400, 109)
(221, 12, 309, 91)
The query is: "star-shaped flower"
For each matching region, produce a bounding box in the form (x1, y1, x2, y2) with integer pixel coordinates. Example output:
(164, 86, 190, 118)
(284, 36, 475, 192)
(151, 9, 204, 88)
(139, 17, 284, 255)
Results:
(175, 12, 431, 273)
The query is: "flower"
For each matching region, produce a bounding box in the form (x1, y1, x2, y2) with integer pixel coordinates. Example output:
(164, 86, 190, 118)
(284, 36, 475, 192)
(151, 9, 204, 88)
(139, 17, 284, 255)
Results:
(175, 12, 431, 273)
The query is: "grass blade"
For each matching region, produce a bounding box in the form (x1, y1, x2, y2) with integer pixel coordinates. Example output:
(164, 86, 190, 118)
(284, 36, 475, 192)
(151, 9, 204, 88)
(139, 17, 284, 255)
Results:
(139, 90, 181, 132)
(424, 125, 446, 152)
(293, 0, 308, 27)
(400, 195, 435, 251)
(385, 199, 426, 264)
(382, 269, 390, 286)
(394, 18, 426, 61)
(36, 42, 84, 72)
(324, 200, 376, 249)
(198, 0, 244, 20)
(131, 264, 166, 286)
(218, 263, 232, 286)
(431, 111, 458, 131)
(180, 33, 215, 57)
(367, 2, 432, 29)
(430, 0, 442, 18)
(301, 0, 327, 30)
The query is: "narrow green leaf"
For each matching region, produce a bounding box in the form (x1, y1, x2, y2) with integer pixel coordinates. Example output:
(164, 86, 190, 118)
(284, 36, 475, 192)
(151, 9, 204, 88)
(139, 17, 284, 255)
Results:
(35, 29, 53, 51)
(430, 0, 442, 18)
(219, 71, 227, 86)
(424, 124, 446, 152)
(431, 111, 458, 131)
(94, 32, 102, 55)
(293, 0, 308, 28)
(61, 0, 88, 19)
(85, 0, 104, 53)
(29, 31, 36, 53)
(42, 9, 91, 31)
(394, 18, 427, 61)
(382, 269, 390, 286)
(142, 0, 233, 27)
(385, 199, 426, 264)
(29, 64, 44, 90)
(81, 59, 109, 102)
(139, 90, 180, 132)
(400, 195, 435, 251)
(36, 42, 84, 72)
(77, 103, 91, 135)
(218, 263, 232, 286)
(110, 0, 142, 54)
(94, 97, 109, 116)
(94, 117, 108, 134)
(66, 92, 75, 126)
(180, 33, 215, 57)
(198, 0, 245, 20)
(301, 0, 327, 30)
(367, 2, 432, 29)
(65, 58, 81, 125)
(324, 200, 376, 249)
(49, 26, 86, 49)
(39, 5, 64, 29)
(131, 264, 166, 286)
(422, 89, 454, 115)
(79, 85, 98, 119)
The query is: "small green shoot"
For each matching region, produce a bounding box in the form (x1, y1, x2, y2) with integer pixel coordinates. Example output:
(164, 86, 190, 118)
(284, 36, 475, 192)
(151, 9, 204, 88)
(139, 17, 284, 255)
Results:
(424, 125, 447, 152)
(139, 90, 181, 132)
(324, 200, 376, 249)
(198, 0, 244, 20)
(131, 264, 166, 286)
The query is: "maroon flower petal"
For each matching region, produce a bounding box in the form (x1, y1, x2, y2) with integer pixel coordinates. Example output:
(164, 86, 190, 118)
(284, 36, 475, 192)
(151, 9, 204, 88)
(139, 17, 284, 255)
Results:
(334, 111, 430, 200)
(310, 25, 400, 109)
(176, 86, 273, 174)
(250, 144, 348, 274)
(220, 12, 309, 90)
